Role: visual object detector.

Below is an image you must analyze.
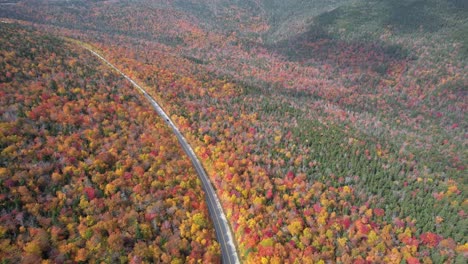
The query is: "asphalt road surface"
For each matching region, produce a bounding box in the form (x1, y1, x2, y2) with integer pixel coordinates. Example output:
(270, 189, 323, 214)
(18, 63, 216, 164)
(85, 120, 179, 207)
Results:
(84, 46, 240, 264)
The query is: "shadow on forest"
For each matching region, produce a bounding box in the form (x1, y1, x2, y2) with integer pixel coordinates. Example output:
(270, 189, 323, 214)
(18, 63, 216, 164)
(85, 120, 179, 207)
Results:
(267, 0, 468, 70)
(315, 0, 453, 34)
(382, 0, 449, 33)
(270, 23, 410, 76)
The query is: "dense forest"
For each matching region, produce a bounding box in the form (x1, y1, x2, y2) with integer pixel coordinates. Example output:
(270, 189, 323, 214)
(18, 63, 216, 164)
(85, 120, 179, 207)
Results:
(0, 0, 466, 263)
(0, 24, 219, 263)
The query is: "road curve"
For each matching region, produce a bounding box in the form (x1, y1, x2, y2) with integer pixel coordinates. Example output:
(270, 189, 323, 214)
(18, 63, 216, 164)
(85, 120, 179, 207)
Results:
(83, 46, 240, 264)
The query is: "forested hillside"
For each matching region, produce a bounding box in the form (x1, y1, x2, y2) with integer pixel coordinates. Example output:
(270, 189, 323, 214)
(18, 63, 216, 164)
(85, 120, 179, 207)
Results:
(0, 24, 219, 263)
(0, 0, 466, 263)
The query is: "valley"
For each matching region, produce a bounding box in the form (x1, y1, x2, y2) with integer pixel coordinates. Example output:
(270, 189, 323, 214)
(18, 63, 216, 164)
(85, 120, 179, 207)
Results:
(0, 0, 466, 263)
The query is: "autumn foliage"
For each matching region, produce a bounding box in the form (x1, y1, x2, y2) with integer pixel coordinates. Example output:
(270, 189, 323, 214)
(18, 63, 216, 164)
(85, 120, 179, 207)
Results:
(77, 28, 465, 263)
(0, 0, 467, 263)
(0, 24, 219, 263)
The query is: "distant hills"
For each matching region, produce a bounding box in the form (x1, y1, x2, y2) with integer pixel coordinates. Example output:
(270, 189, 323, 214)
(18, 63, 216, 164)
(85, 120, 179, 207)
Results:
(2, 0, 466, 56)
(0, 1, 466, 262)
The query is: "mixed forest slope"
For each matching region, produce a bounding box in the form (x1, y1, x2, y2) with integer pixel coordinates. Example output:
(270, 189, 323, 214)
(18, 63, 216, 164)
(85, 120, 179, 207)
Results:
(0, 0, 467, 263)
(0, 24, 220, 263)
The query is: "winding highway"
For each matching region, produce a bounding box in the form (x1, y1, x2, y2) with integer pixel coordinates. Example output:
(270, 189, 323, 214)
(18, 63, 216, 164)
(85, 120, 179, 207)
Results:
(83, 46, 240, 264)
